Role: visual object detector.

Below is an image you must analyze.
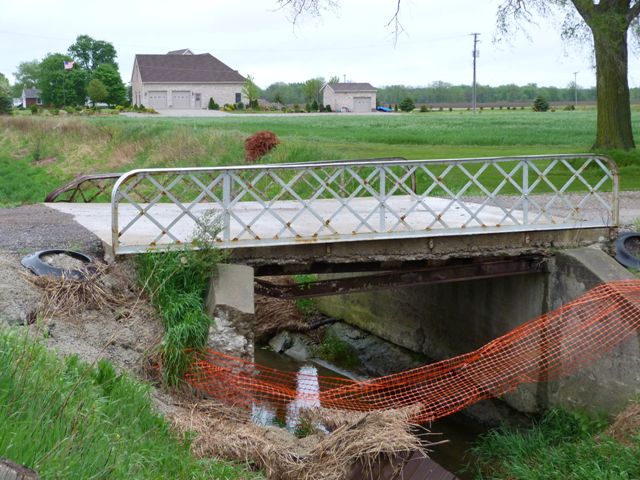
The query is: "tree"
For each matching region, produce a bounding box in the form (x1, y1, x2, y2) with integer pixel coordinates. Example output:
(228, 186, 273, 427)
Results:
(12, 60, 40, 97)
(0, 73, 12, 114)
(38, 53, 88, 107)
(68, 35, 118, 71)
(303, 77, 324, 103)
(92, 64, 126, 105)
(328, 75, 341, 84)
(497, 0, 640, 150)
(532, 95, 550, 112)
(242, 75, 260, 108)
(87, 79, 108, 106)
(398, 97, 415, 112)
(279, 0, 640, 151)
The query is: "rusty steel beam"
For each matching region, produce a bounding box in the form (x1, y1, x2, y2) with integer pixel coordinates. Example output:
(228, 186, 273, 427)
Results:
(254, 256, 547, 299)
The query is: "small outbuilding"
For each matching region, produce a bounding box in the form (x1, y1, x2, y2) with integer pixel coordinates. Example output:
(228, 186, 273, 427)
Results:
(21, 88, 42, 108)
(131, 49, 246, 110)
(321, 82, 377, 113)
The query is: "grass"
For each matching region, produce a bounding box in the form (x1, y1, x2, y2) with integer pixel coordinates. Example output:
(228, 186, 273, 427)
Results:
(469, 408, 640, 479)
(313, 330, 361, 369)
(2, 110, 640, 206)
(136, 212, 225, 385)
(0, 329, 257, 479)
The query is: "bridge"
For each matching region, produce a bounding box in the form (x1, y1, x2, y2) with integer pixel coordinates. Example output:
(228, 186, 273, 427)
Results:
(43, 153, 640, 424)
(45, 154, 618, 275)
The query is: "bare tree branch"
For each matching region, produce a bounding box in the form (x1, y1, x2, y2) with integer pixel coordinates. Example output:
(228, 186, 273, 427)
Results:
(277, 0, 338, 24)
(384, 0, 404, 44)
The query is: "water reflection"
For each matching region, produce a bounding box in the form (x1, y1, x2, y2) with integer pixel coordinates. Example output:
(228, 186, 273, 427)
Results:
(252, 349, 330, 431)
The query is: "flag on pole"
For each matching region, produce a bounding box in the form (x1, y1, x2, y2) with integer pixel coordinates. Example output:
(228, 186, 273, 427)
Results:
(63, 61, 74, 70)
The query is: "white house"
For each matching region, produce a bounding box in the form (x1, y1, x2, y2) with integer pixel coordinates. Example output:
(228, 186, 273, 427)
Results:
(131, 49, 246, 109)
(321, 83, 377, 113)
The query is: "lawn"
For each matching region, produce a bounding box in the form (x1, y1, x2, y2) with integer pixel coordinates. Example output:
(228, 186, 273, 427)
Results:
(1, 109, 640, 206)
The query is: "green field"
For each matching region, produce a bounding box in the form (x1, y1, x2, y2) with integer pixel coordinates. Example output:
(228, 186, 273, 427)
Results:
(1, 110, 640, 205)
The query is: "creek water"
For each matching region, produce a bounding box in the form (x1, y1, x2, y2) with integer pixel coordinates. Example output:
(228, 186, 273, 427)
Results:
(254, 348, 485, 479)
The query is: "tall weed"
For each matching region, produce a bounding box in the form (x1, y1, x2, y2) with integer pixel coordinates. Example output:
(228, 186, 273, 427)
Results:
(137, 211, 226, 385)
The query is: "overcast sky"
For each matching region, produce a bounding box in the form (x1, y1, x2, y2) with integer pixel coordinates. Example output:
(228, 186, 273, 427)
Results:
(3, 0, 635, 90)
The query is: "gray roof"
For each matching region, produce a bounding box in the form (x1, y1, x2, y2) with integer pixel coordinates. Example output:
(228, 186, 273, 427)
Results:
(135, 53, 245, 83)
(23, 88, 41, 98)
(327, 82, 377, 92)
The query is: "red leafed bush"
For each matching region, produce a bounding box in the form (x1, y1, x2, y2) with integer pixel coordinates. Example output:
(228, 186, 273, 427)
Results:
(244, 130, 279, 163)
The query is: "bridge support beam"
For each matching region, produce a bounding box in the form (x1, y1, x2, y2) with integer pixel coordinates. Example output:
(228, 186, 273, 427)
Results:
(205, 264, 255, 360)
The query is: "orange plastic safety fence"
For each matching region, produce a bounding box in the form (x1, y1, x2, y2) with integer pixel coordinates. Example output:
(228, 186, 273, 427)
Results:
(185, 280, 640, 423)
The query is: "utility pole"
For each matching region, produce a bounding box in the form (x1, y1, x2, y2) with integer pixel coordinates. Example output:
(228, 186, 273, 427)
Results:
(573, 71, 578, 106)
(471, 33, 480, 114)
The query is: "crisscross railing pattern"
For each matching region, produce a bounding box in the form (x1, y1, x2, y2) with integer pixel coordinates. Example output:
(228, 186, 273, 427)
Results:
(110, 155, 618, 254)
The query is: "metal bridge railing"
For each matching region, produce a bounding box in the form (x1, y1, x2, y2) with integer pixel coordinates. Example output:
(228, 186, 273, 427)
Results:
(108, 154, 618, 254)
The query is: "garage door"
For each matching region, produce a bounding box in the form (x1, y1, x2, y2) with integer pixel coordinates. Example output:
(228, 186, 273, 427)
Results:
(147, 91, 167, 109)
(353, 96, 372, 113)
(171, 91, 191, 109)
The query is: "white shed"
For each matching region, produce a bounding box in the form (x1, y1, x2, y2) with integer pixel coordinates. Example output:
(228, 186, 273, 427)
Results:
(321, 83, 377, 113)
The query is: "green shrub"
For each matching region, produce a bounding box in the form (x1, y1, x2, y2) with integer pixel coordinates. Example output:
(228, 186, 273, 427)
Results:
(533, 95, 550, 112)
(324, 104, 332, 112)
(207, 98, 219, 110)
(235, 102, 244, 110)
(30, 104, 38, 114)
(564, 104, 576, 111)
(311, 100, 319, 112)
(398, 97, 415, 112)
(419, 105, 428, 112)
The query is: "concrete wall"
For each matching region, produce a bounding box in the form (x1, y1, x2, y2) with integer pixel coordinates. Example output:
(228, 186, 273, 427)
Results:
(315, 247, 640, 417)
(544, 247, 640, 414)
(315, 272, 548, 414)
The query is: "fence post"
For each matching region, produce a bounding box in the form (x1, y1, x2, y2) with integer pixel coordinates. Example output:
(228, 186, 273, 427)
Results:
(222, 172, 231, 242)
(522, 160, 529, 225)
(379, 167, 386, 231)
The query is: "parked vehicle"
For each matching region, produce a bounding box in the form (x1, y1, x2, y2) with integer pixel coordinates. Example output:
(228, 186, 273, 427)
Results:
(376, 106, 393, 112)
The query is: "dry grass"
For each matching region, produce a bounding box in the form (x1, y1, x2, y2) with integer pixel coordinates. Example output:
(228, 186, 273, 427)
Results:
(171, 400, 430, 480)
(254, 295, 309, 343)
(29, 263, 135, 317)
(605, 400, 640, 445)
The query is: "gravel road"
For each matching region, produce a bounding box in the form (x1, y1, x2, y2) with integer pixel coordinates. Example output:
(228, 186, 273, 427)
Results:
(0, 204, 102, 255)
